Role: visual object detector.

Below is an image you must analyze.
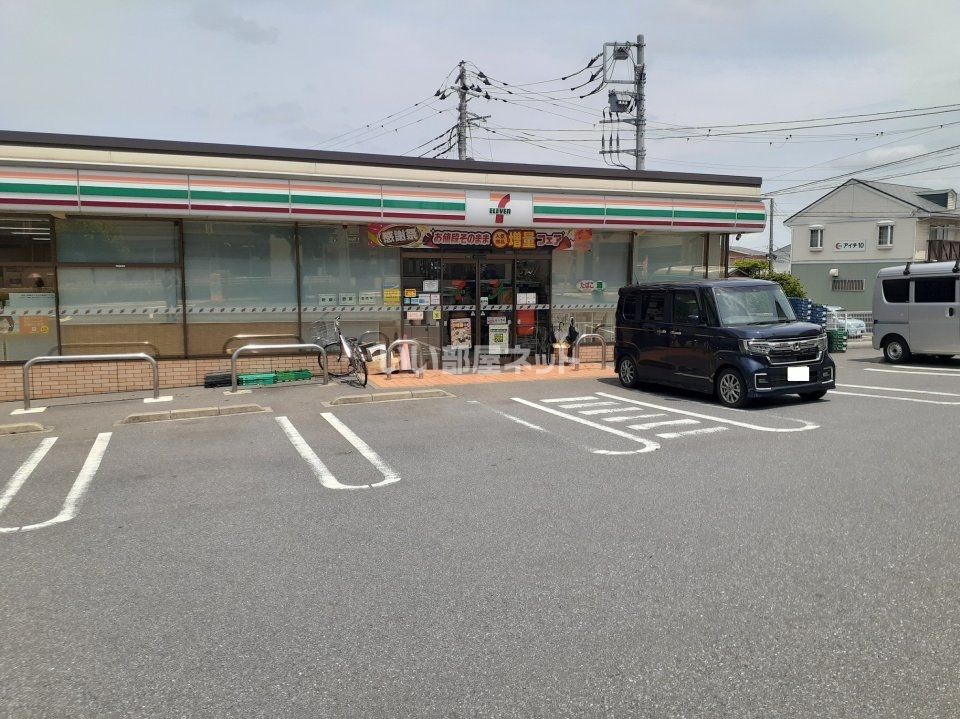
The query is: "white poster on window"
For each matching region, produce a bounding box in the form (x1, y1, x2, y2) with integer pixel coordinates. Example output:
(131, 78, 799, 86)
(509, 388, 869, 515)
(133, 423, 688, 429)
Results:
(488, 323, 509, 354)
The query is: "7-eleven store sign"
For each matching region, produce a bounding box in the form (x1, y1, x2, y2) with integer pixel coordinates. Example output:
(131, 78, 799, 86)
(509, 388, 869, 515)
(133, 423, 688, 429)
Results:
(465, 190, 533, 227)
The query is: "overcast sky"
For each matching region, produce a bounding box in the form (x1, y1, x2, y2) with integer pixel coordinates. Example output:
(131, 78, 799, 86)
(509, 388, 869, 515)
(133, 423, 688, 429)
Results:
(2, 0, 960, 250)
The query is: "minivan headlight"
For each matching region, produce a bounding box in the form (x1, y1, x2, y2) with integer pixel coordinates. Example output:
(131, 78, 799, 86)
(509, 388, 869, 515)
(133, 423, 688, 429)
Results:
(740, 339, 773, 355)
(817, 333, 828, 351)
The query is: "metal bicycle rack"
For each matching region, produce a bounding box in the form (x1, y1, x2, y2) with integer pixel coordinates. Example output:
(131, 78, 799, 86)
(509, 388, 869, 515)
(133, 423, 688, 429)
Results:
(222, 334, 302, 355)
(229, 343, 328, 393)
(572, 334, 608, 371)
(60, 340, 160, 357)
(21, 353, 160, 411)
(383, 339, 428, 380)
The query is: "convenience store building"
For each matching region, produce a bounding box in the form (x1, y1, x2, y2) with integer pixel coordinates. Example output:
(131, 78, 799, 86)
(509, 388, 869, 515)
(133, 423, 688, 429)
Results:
(0, 131, 765, 397)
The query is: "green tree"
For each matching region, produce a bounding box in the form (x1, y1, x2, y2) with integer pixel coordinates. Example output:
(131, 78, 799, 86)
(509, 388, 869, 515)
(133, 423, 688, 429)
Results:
(733, 258, 806, 298)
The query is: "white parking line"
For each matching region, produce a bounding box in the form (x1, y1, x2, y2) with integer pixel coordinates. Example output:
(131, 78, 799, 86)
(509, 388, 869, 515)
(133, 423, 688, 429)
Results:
(0, 433, 112, 535)
(276, 416, 399, 490)
(864, 368, 960, 378)
(595, 392, 819, 432)
(512, 398, 660, 454)
(838, 383, 960, 397)
(541, 396, 597, 403)
(629, 419, 699, 431)
(559, 401, 617, 409)
(829, 390, 960, 406)
(657, 426, 729, 439)
(467, 401, 547, 431)
(321, 413, 400, 488)
(603, 413, 667, 422)
(579, 407, 630, 415)
(898, 364, 960, 373)
(0, 437, 57, 515)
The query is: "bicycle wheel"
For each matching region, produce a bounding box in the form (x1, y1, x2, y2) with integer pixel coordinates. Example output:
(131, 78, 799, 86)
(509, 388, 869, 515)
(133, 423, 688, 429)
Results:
(351, 354, 368, 387)
(319, 342, 351, 377)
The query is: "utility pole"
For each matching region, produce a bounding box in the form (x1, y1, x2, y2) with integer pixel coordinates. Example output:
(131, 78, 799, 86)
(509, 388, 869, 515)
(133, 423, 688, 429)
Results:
(456, 60, 468, 161)
(600, 36, 646, 170)
(635, 34, 645, 170)
(767, 197, 775, 272)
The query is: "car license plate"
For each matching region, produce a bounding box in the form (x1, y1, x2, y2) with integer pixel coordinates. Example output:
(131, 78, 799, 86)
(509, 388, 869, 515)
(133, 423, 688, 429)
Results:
(787, 365, 810, 382)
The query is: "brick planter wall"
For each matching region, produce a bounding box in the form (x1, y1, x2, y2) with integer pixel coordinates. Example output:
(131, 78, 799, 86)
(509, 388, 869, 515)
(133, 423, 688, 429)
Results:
(1, 356, 318, 403)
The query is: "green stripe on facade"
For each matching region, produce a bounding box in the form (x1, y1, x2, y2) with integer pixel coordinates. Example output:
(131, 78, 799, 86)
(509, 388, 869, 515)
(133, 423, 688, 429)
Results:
(674, 210, 737, 220)
(737, 212, 766, 220)
(0, 182, 77, 196)
(79, 185, 188, 199)
(291, 194, 380, 208)
(190, 189, 288, 203)
(606, 207, 672, 218)
(533, 205, 605, 216)
(382, 199, 465, 211)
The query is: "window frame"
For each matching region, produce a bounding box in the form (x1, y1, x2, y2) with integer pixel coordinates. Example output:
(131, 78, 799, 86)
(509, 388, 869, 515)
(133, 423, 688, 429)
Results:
(877, 222, 894, 248)
(671, 289, 703, 325)
(913, 277, 958, 304)
(809, 227, 824, 250)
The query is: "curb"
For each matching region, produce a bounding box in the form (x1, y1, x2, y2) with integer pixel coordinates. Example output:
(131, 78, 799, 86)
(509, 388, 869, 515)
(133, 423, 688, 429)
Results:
(327, 389, 453, 406)
(119, 404, 270, 425)
(0, 422, 45, 436)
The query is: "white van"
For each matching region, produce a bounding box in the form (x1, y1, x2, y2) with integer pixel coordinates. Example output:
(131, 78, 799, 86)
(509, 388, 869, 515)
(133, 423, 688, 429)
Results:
(873, 260, 960, 363)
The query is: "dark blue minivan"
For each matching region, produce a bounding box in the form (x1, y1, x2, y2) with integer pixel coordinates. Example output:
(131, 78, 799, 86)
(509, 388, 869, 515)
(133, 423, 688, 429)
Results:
(614, 279, 836, 407)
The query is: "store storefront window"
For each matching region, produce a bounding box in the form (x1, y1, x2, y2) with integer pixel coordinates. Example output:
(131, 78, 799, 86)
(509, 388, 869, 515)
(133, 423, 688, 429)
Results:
(706, 233, 726, 278)
(300, 224, 401, 348)
(551, 231, 630, 336)
(184, 221, 297, 356)
(55, 218, 183, 357)
(633, 232, 706, 282)
(0, 217, 57, 361)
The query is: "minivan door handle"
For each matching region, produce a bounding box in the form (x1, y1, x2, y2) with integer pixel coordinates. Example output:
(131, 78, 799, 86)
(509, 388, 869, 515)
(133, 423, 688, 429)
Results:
(669, 330, 682, 335)
(948, 307, 956, 318)
(656, 329, 668, 335)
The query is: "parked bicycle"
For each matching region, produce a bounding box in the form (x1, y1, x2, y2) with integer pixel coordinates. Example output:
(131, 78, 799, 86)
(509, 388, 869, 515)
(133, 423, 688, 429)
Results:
(312, 316, 368, 387)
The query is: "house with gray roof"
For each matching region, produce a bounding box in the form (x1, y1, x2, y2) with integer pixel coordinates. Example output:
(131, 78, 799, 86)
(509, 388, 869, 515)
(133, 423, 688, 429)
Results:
(784, 179, 959, 310)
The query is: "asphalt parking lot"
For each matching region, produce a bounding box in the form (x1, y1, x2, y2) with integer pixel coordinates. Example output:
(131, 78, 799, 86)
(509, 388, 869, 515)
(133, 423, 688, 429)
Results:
(2, 347, 959, 718)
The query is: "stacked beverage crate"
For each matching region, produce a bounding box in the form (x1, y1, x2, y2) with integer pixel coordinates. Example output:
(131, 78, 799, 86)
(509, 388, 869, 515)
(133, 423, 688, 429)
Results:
(810, 304, 828, 327)
(789, 297, 813, 322)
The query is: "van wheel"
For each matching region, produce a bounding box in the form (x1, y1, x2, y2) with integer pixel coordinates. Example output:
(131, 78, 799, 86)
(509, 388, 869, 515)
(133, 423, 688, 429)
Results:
(618, 355, 640, 388)
(883, 336, 911, 364)
(716, 368, 749, 408)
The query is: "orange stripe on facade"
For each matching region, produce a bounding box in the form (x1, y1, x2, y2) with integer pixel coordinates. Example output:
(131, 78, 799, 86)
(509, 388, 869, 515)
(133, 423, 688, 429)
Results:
(672, 200, 749, 210)
(289, 183, 379, 195)
(79, 174, 188, 186)
(603, 197, 673, 207)
(190, 178, 289, 191)
(0, 170, 77, 182)
(381, 188, 465, 199)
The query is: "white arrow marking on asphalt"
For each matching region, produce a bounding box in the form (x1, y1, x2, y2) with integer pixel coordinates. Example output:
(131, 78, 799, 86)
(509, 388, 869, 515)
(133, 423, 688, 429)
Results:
(0, 437, 57, 515)
(629, 419, 699, 431)
(511, 398, 660, 453)
(595, 392, 819, 432)
(0, 433, 112, 534)
(657, 426, 729, 439)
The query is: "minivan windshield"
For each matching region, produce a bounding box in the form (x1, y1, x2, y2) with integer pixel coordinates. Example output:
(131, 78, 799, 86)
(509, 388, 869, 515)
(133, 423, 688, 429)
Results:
(712, 284, 797, 326)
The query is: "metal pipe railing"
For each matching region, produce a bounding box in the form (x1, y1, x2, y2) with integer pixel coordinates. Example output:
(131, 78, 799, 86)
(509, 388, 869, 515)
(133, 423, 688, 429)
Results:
(60, 341, 160, 357)
(383, 339, 427, 380)
(22, 353, 159, 410)
(229, 343, 328, 393)
(358, 330, 390, 348)
(572, 333, 608, 371)
(222, 334, 302, 355)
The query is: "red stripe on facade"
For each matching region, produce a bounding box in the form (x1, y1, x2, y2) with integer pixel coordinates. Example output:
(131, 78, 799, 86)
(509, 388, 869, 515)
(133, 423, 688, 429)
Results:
(382, 212, 465, 221)
(0, 197, 77, 207)
(189, 204, 290, 214)
(81, 200, 189, 210)
(672, 221, 738, 228)
(291, 208, 382, 218)
(532, 217, 605, 225)
(603, 219, 673, 226)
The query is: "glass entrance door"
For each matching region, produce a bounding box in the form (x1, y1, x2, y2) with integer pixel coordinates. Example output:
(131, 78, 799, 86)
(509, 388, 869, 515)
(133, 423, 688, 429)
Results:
(478, 259, 512, 355)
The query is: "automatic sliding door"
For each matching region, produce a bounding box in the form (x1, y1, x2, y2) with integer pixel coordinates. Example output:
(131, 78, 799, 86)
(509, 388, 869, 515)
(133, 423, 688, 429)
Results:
(479, 259, 512, 354)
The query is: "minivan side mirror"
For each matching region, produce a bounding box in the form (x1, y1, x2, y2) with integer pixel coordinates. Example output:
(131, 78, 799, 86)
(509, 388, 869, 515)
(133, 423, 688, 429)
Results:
(689, 314, 700, 325)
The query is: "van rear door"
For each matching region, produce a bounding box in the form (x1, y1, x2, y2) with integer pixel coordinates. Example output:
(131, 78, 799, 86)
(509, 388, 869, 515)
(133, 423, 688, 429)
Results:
(909, 276, 960, 353)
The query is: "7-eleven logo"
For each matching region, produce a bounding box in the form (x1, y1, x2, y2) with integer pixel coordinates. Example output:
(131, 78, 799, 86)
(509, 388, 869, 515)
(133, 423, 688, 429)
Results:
(489, 193, 512, 223)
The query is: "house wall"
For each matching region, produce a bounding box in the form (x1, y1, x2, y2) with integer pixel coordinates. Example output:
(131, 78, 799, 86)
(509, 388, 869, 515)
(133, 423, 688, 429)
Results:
(790, 260, 897, 311)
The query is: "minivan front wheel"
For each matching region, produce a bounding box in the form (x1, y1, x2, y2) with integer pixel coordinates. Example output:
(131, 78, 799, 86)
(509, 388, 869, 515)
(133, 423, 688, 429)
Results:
(883, 336, 911, 364)
(618, 355, 640, 389)
(716, 368, 749, 408)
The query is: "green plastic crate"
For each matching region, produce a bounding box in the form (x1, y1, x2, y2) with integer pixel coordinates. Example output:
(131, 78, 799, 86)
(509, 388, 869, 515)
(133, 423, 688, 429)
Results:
(238, 372, 276, 386)
(276, 369, 312, 382)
